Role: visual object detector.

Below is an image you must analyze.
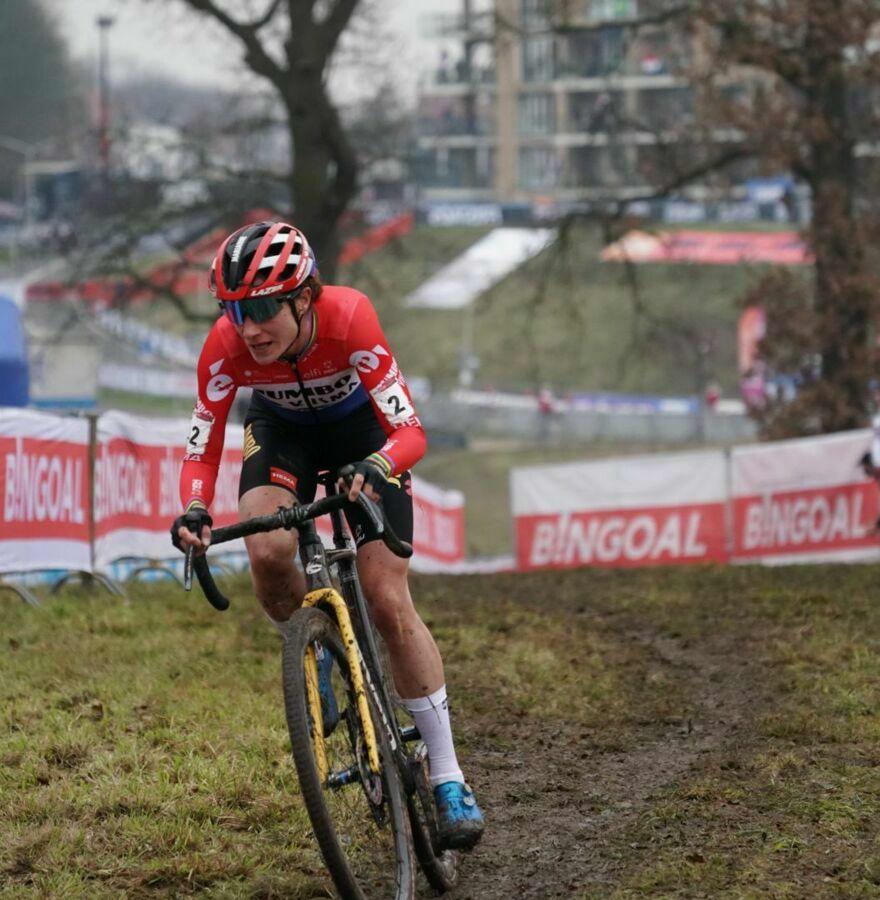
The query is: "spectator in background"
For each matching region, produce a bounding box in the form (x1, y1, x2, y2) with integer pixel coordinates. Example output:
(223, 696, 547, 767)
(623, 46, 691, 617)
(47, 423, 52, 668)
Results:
(741, 364, 766, 410)
(705, 381, 721, 412)
(438, 49, 450, 83)
(859, 385, 880, 481)
(537, 385, 556, 443)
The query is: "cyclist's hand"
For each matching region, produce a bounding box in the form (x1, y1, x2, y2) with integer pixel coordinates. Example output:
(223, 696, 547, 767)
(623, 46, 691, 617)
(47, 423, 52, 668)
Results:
(338, 458, 388, 502)
(171, 505, 213, 555)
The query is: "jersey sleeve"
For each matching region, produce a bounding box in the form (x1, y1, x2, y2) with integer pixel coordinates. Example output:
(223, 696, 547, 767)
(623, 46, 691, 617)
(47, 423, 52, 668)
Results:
(346, 294, 427, 476)
(179, 325, 238, 510)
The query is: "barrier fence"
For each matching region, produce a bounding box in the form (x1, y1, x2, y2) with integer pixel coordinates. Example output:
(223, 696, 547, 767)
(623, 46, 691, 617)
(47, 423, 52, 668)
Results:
(511, 428, 880, 570)
(5, 407, 878, 589)
(0, 408, 467, 587)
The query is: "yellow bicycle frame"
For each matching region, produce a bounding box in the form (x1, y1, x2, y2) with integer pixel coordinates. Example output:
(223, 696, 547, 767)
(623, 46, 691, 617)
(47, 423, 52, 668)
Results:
(302, 588, 381, 784)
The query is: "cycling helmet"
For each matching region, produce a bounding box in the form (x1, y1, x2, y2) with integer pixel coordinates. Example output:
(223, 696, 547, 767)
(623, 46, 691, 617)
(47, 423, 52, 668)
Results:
(209, 220, 316, 302)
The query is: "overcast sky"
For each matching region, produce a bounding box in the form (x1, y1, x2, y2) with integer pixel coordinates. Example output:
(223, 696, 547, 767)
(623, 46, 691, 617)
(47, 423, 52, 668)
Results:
(49, 0, 461, 103)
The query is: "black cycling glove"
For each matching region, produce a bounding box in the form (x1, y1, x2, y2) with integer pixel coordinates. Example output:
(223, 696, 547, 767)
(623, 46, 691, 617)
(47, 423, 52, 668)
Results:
(170, 506, 213, 552)
(339, 457, 389, 494)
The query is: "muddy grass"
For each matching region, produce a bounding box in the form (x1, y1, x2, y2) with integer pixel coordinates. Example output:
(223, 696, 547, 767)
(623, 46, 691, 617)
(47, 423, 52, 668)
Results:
(419, 567, 880, 900)
(2, 565, 879, 898)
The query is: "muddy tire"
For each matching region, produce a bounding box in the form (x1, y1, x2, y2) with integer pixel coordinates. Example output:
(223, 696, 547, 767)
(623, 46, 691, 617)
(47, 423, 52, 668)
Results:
(282, 607, 415, 900)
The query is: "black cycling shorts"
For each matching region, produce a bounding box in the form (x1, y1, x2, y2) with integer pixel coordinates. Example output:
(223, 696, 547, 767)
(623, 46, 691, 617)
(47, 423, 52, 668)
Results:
(238, 398, 413, 548)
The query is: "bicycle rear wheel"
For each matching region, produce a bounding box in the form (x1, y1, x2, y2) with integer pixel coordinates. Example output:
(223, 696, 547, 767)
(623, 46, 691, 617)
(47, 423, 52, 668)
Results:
(282, 607, 415, 900)
(407, 740, 459, 892)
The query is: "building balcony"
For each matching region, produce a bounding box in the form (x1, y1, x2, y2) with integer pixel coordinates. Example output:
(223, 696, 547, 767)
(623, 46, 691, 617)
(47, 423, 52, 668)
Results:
(419, 67, 496, 98)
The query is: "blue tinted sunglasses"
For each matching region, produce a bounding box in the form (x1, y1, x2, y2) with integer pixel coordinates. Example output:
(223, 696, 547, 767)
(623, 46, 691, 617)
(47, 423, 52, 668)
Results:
(219, 286, 305, 325)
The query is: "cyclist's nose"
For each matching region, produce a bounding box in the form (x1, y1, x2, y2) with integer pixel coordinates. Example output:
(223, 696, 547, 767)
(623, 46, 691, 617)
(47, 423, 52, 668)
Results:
(240, 316, 263, 337)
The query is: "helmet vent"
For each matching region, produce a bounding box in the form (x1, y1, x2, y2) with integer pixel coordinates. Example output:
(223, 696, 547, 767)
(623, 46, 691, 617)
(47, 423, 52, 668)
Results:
(278, 262, 297, 282)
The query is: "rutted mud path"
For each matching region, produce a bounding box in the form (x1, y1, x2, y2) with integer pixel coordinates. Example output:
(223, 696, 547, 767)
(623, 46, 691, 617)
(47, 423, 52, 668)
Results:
(446, 627, 760, 899)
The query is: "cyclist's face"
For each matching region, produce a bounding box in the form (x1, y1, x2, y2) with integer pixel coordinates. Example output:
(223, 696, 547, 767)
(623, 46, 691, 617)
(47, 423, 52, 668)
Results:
(236, 290, 309, 365)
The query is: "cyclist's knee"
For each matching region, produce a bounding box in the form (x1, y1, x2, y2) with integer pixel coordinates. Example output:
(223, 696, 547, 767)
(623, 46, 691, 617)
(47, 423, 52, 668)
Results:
(365, 584, 416, 642)
(247, 532, 298, 586)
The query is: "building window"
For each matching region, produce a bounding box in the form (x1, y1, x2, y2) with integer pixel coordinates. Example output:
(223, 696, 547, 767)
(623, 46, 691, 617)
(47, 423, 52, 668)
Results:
(522, 35, 555, 82)
(562, 26, 625, 78)
(519, 146, 559, 189)
(521, 0, 550, 29)
(518, 93, 556, 135)
(587, 0, 637, 20)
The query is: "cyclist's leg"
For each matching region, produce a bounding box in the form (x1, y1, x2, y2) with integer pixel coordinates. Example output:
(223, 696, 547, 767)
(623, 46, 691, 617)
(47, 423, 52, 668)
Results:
(356, 540, 443, 697)
(239, 484, 303, 621)
(357, 541, 484, 848)
(352, 481, 484, 849)
(238, 412, 318, 622)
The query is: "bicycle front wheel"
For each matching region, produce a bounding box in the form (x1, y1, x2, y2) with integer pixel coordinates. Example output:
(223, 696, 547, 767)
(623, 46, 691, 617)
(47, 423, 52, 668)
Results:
(282, 607, 414, 900)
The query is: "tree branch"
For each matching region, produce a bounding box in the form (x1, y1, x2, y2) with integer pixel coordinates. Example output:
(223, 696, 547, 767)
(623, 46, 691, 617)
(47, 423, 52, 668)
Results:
(180, 0, 284, 83)
(318, 0, 360, 52)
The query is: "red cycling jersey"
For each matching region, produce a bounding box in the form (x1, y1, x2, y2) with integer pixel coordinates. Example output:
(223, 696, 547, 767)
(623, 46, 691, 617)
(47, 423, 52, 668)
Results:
(179, 286, 426, 509)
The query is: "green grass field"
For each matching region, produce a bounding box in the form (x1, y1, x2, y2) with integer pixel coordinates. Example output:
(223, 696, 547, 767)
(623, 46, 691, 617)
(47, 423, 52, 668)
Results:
(2, 564, 878, 898)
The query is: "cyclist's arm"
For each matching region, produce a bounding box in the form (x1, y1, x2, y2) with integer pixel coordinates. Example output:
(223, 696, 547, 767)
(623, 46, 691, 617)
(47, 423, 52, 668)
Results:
(179, 326, 238, 511)
(346, 294, 426, 477)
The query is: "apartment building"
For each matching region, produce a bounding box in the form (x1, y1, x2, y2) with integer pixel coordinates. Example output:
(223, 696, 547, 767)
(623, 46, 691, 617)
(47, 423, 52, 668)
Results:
(414, 0, 717, 205)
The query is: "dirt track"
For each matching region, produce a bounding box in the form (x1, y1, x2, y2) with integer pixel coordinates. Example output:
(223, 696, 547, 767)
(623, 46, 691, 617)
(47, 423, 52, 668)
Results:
(445, 617, 760, 899)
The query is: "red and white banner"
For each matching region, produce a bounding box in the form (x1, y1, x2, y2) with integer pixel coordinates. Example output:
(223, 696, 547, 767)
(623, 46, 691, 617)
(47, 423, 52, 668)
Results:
(94, 411, 465, 571)
(512, 451, 729, 570)
(94, 411, 244, 568)
(601, 230, 811, 266)
(731, 429, 879, 563)
(411, 477, 466, 571)
(304, 475, 465, 571)
(0, 408, 91, 573)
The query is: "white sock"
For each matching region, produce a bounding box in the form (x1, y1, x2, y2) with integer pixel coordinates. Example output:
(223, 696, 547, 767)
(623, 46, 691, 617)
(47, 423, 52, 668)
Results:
(402, 685, 465, 787)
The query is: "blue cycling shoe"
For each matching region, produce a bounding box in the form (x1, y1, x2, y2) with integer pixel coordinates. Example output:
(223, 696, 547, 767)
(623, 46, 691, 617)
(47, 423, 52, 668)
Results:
(316, 646, 339, 737)
(434, 781, 485, 850)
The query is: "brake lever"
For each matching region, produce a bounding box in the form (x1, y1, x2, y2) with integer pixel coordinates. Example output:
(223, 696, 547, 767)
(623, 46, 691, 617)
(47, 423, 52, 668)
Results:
(184, 545, 194, 591)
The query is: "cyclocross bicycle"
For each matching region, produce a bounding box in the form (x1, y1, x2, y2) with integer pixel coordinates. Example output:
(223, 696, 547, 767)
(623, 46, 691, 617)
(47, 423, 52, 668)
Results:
(183, 473, 458, 899)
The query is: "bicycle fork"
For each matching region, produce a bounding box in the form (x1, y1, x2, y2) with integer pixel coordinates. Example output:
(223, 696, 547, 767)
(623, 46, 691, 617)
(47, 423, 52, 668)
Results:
(302, 587, 382, 784)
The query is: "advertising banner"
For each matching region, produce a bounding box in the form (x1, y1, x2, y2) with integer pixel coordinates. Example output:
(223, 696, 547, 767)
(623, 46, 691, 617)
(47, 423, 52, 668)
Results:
(601, 230, 811, 266)
(2, 408, 466, 576)
(411, 476, 466, 570)
(307, 475, 466, 572)
(94, 411, 465, 572)
(512, 451, 729, 570)
(0, 408, 91, 573)
(94, 411, 244, 568)
(731, 429, 879, 563)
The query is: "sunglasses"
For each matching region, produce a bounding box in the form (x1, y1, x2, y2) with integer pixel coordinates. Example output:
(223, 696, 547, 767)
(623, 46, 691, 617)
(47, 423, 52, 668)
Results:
(219, 286, 306, 325)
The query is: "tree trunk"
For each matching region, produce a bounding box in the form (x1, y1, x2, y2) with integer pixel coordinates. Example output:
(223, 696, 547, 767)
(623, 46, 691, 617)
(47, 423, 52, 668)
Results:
(282, 71, 357, 282)
(805, 3, 871, 431)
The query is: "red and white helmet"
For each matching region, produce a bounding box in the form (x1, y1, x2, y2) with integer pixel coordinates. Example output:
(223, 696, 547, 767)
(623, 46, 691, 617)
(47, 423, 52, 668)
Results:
(209, 220, 316, 302)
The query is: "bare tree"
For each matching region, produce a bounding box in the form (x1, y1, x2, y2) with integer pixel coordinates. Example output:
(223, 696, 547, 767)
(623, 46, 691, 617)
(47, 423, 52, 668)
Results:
(694, 0, 880, 435)
(159, 0, 364, 279)
(531, 0, 880, 435)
